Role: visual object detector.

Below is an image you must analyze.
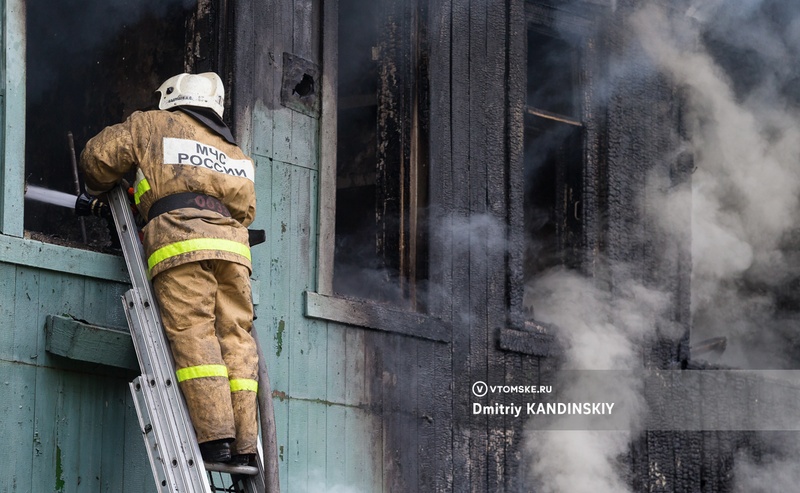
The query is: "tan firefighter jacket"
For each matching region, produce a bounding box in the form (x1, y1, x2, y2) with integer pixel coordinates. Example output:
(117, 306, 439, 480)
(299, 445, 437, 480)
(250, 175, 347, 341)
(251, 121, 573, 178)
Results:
(80, 109, 256, 278)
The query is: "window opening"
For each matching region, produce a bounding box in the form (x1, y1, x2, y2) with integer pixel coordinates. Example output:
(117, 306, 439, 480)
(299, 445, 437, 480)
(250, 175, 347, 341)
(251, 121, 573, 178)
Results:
(523, 27, 584, 318)
(24, 0, 198, 250)
(333, 0, 429, 309)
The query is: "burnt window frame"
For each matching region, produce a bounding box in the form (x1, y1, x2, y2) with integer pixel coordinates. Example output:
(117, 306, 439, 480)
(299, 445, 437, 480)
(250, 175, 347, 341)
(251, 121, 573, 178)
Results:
(500, 1, 600, 357)
(0, 0, 232, 282)
(0, 0, 128, 281)
(306, 0, 448, 342)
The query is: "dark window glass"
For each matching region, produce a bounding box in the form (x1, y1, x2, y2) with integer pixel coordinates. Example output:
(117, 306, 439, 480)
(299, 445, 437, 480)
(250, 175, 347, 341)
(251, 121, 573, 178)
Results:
(524, 26, 584, 313)
(25, 0, 197, 249)
(334, 0, 429, 309)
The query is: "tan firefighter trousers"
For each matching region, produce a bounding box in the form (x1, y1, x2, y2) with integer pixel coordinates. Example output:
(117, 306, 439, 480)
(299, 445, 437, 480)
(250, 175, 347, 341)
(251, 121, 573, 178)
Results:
(152, 259, 259, 455)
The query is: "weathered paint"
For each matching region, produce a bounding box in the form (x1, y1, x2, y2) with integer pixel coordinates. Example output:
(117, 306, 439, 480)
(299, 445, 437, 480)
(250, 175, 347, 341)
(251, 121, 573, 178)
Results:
(1, 0, 25, 237)
(0, 260, 146, 492)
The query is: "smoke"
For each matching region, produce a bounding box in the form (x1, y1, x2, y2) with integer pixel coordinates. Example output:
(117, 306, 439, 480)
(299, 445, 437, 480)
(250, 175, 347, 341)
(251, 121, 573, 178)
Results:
(524, 0, 800, 490)
(733, 442, 800, 493)
(523, 265, 678, 492)
(632, 0, 800, 368)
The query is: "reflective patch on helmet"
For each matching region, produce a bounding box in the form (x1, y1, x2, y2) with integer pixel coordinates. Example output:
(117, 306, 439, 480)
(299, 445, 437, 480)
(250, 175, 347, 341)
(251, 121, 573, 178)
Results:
(163, 137, 255, 182)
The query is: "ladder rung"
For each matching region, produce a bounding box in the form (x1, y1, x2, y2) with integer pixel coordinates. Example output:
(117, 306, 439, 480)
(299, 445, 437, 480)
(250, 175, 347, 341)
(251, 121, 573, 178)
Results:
(204, 462, 260, 476)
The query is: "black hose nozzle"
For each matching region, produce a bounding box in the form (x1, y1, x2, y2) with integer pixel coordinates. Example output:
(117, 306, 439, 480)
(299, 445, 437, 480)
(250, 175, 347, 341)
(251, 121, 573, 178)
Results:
(75, 193, 110, 219)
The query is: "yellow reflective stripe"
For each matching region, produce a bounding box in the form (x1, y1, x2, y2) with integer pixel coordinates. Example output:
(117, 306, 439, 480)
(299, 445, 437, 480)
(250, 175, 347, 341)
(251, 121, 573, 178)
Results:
(230, 378, 258, 393)
(147, 238, 251, 271)
(133, 178, 150, 205)
(175, 364, 229, 382)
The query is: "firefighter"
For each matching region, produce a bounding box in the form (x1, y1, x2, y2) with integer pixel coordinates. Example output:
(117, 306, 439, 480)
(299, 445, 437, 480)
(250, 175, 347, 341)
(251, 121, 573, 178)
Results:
(80, 72, 259, 465)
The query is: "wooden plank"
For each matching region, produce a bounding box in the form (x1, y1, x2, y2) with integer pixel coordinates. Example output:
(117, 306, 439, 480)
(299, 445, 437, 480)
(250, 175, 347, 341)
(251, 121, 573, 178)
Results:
(345, 407, 380, 492)
(417, 334, 437, 489)
(0, 262, 17, 362)
(232, 0, 255, 153)
(465, 0, 494, 487)
(434, 338, 454, 491)
(284, 165, 315, 414)
(1, 0, 25, 237)
(250, 0, 277, 159)
(98, 378, 129, 492)
(324, 323, 347, 489)
(498, 328, 560, 357)
(325, 403, 347, 488)
(427, 0, 453, 321)
(383, 334, 419, 491)
(47, 270, 86, 325)
(44, 315, 138, 371)
(29, 366, 62, 493)
(12, 267, 40, 364)
(293, 113, 320, 169)
(303, 169, 328, 484)
(304, 291, 451, 342)
(306, 400, 327, 489)
(292, 0, 314, 58)
(286, 399, 310, 493)
(267, 159, 292, 395)
(272, 111, 296, 166)
(344, 326, 366, 407)
(506, 0, 526, 330)
(0, 360, 36, 493)
(0, 234, 129, 282)
(272, 393, 291, 493)
(75, 373, 104, 493)
(449, 0, 472, 488)
(121, 390, 152, 492)
(316, 0, 337, 295)
(485, 1, 510, 489)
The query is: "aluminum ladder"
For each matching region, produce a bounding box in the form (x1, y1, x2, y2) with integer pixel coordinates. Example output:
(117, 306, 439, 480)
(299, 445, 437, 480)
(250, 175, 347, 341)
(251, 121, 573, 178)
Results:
(107, 185, 267, 492)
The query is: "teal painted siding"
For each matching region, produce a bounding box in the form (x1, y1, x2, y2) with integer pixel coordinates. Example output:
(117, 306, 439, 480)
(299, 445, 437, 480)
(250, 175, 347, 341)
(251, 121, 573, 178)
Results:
(250, 149, 384, 492)
(0, 262, 149, 493)
(1, 0, 26, 236)
(0, 0, 387, 490)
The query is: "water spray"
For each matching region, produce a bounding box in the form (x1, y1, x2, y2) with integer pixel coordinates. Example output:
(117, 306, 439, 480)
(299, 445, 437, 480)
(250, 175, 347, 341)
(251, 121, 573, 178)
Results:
(24, 183, 109, 218)
(24, 184, 79, 209)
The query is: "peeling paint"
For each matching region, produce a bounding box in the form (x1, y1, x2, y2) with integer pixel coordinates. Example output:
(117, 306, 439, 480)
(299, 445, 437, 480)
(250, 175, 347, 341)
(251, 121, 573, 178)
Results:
(55, 446, 65, 492)
(275, 320, 285, 357)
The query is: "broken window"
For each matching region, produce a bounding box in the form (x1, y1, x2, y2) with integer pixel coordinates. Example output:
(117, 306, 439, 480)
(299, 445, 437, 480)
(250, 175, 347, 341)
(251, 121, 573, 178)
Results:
(332, 0, 429, 308)
(523, 19, 584, 315)
(23, 0, 229, 250)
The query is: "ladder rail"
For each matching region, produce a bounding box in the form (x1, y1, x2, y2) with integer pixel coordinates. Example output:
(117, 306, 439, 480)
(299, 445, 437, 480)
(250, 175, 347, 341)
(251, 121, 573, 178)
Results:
(109, 186, 212, 492)
(108, 185, 270, 492)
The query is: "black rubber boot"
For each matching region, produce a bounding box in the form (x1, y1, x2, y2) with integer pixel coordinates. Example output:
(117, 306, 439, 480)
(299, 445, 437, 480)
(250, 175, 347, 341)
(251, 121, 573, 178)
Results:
(199, 439, 233, 463)
(230, 454, 256, 466)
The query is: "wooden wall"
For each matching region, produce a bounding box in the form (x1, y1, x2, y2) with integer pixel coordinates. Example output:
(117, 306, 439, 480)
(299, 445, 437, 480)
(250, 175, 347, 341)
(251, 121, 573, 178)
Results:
(0, 259, 151, 492)
(0, 0, 761, 491)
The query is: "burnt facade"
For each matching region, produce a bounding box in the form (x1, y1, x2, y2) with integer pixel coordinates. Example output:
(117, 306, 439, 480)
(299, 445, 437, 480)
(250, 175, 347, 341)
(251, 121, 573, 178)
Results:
(4, 0, 798, 491)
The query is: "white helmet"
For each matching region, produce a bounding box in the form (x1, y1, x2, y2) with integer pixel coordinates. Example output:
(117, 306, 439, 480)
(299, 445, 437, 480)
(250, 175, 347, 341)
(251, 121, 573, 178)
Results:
(156, 72, 225, 119)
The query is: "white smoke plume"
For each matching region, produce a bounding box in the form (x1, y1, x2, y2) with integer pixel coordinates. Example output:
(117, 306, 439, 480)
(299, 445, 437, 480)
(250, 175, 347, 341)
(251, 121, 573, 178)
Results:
(524, 0, 800, 491)
(523, 268, 672, 493)
(633, 1, 800, 370)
